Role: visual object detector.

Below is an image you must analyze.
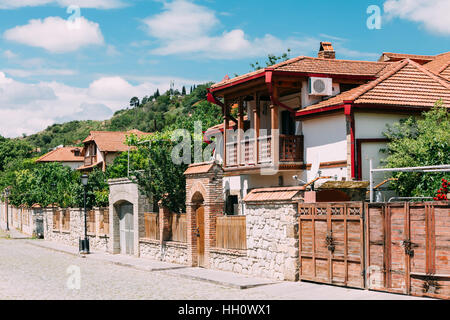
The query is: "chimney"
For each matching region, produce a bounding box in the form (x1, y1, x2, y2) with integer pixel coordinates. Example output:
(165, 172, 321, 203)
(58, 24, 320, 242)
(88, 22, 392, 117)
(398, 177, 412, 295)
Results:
(318, 42, 335, 59)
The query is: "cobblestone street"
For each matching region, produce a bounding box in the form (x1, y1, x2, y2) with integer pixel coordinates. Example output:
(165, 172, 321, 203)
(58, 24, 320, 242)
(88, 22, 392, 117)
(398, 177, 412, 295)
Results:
(0, 238, 426, 300)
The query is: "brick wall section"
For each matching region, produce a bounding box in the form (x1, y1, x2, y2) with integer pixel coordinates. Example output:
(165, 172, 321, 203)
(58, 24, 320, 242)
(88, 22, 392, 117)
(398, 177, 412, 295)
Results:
(185, 162, 225, 268)
(159, 203, 171, 242)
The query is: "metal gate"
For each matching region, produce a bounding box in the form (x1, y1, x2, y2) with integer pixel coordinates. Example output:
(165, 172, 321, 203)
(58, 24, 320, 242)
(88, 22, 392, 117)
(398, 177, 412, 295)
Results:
(367, 202, 450, 299)
(119, 203, 134, 255)
(299, 202, 365, 288)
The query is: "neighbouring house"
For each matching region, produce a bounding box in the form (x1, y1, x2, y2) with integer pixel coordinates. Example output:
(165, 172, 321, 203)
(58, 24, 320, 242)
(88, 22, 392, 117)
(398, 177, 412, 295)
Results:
(78, 130, 149, 172)
(36, 146, 84, 170)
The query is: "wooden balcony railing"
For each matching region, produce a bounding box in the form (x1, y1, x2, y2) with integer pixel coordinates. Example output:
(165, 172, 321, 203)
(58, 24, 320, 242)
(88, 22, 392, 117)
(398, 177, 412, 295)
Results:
(84, 155, 97, 166)
(280, 135, 304, 162)
(224, 135, 302, 168)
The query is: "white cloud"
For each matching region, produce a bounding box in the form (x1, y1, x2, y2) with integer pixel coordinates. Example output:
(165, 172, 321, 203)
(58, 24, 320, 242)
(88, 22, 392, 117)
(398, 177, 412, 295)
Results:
(0, 0, 126, 9)
(384, 0, 450, 35)
(3, 16, 104, 53)
(0, 71, 203, 138)
(3, 49, 17, 59)
(3, 68, 77, 78)
(143, 0, 318, 59)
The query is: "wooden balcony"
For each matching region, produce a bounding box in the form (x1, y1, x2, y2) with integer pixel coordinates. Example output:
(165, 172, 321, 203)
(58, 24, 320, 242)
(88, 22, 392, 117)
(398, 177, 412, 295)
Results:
(225, 135, 303, 169)
(84, 155, 97, 167)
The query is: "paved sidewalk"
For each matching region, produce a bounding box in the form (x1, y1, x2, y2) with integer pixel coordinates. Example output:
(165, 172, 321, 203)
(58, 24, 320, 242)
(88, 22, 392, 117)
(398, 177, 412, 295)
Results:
(27, 240, 276, 288)
(165, 267, 277, 289)
(0, 228, 32, 239)
(23, 239, 431, 300)
(27, 240, 187, 272)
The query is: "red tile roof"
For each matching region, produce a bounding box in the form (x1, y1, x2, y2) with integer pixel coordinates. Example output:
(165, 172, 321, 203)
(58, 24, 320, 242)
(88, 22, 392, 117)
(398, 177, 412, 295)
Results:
(424, 52, 450, 79)
(298, 59, 450, 114)
(210, 56, 390, 90)
(77, 161, 103, 171)
(378, 52, 436, 64)
(36, 147, 84, 163)
(244, 186, 305, 202)
(83, 130, 149, 152)
(184, 163, 215, 175)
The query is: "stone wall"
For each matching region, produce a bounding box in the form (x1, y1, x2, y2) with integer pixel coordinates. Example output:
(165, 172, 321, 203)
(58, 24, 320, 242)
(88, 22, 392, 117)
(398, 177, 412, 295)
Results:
(140, 239, 188, 265)
(209, 201, 299, 281)
(0, 202, 43, 237)
(43, 207, 110, 252)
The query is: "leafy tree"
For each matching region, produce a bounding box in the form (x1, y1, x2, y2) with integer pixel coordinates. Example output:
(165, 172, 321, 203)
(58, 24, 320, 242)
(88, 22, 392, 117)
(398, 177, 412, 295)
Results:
(382, 100, 450, 197)
(182, 86, 187, 95)
(250, 48, 292, 71)
(130, 97, 140, 108)
(126, 132, 188, 213)
(0, 139, 34, 171)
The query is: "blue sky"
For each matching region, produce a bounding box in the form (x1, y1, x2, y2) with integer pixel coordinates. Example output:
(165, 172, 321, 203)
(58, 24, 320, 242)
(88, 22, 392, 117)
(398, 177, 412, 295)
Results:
(0, 0, 449, 137)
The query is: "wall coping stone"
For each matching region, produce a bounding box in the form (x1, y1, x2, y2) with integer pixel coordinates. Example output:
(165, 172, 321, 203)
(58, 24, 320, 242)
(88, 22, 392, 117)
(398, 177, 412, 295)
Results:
(210, 247, 247, 257)
(140, 238, 160, 245)
(164, 241, 188, 249)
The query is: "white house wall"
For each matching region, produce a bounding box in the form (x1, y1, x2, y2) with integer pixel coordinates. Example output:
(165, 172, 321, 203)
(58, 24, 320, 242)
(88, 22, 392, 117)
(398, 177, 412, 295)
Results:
(302, 113, 348, 183)
(354, 112, 409, 139)
(354, 112, 410, 184)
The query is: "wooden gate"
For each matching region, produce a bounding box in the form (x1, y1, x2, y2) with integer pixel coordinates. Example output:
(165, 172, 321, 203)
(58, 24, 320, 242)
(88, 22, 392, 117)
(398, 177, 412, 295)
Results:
(196, 206, 205, 268)
(299, 202, 365, 288)
(367, 202, 450, 299)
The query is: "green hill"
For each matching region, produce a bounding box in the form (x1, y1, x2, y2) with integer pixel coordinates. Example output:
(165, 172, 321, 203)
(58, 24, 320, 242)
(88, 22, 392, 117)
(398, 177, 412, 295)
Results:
(21, 83, 219, 154)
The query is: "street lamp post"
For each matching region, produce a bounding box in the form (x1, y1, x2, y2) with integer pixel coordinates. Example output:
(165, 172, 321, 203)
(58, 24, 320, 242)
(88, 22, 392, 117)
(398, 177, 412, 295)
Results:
(79, 174, 90, 254)
(4, 188, 10, 231)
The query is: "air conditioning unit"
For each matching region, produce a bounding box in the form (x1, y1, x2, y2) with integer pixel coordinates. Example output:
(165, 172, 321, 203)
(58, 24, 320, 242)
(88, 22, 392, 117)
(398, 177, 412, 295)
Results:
(308, 77, 333, 96)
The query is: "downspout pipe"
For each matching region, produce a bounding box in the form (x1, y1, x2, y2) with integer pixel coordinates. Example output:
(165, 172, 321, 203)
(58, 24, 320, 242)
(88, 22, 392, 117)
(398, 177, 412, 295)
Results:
(265, 69, 297, 115)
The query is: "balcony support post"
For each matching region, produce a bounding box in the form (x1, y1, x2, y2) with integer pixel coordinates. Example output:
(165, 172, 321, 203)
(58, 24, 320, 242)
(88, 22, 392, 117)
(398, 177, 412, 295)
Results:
(223, 98, 229, 168)
(238, 97, 244, 166)
(254, 92, 260, 165)
(271, 86, 280, 168)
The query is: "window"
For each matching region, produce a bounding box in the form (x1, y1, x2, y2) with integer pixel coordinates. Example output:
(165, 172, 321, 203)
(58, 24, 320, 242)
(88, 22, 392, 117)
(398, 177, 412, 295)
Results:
(225, 195, 239, 216)
(281, 111, 295, 135)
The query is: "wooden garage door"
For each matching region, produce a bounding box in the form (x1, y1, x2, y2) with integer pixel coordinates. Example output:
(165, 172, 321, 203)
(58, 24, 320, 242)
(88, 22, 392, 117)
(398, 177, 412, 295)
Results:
(299, 202, 365, 289)
(367, 203, 450, 299)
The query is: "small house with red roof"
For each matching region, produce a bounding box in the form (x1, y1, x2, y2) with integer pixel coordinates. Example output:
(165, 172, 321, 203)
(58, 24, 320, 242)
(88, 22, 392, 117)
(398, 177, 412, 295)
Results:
(78, 129, 149, 172)
(36, 146, 84, 170)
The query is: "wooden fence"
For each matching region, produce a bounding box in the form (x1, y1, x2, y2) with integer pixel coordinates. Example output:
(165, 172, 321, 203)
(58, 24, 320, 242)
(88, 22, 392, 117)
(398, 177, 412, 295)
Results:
(296, 201, 450, 299)
(144, 213, 159, 240)
(367, 202, 450, 300)
(170, 213, 187, 243)
(53, 210, 60, 231)
(87, 210, 96, 234)
(61, 209, 70, 231)
(98, 208, 109, 235)
(216, 216, 247, 250)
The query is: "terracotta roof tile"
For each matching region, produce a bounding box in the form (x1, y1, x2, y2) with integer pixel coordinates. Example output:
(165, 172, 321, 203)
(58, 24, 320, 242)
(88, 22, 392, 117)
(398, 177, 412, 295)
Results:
(379, 52, 436, 63)
(244, 186, 305, 202)
(184, 163, 215, 175)
(36, 147, 83, 163)
(424, 52, 450, 78)
(211, 56, 390, 90)
(83, 130, 150, 152)
(298, 59, 450, 113)
(77, 161, 103, 171)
